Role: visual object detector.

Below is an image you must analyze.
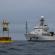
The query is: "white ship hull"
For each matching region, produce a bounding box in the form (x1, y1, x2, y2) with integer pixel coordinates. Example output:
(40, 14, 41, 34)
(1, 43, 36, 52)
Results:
(25, 34, 55, 41)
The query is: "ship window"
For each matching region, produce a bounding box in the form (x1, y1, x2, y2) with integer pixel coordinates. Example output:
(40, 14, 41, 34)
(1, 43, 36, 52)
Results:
(42, 33, 50, 36)
(38, 30, 40, 31)
(44, 25, 47, 26)
(34, 28, 42, 29)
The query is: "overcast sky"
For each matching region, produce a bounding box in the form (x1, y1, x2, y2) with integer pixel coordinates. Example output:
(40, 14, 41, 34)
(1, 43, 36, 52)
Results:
(0, 0, 55, 12)
(0, 0, 55, 21)
(0, 0, 55, 40)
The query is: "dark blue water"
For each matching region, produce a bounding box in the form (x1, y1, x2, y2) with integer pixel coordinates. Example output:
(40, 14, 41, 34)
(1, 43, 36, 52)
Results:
(0, 41, 55, 55)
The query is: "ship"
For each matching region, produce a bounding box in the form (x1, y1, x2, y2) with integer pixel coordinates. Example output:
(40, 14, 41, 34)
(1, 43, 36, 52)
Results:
(25, 16, 55, 41)
(0, 17, 14, 43)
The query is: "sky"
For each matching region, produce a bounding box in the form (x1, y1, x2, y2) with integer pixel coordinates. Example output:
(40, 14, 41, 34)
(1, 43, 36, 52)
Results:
(0, 0, 55, 14)
(0, 0, 55, 40)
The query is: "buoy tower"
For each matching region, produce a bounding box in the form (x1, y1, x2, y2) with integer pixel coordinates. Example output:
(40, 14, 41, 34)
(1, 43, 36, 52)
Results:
(0, 17, 12, 42)
(2, 18, 9, 37)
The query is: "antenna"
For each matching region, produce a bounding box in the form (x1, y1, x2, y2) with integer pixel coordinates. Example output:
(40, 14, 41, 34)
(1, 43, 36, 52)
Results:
(26, 20, 28, 34)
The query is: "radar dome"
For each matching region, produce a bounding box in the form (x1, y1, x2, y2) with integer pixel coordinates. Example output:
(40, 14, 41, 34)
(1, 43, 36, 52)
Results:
(41, 16, 44, 18)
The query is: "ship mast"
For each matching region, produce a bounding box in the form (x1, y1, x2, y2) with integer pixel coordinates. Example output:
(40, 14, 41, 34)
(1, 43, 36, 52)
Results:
(40, 16, 44, 26)
(2, 17, 9, 37)
(26, 20, 28, 34)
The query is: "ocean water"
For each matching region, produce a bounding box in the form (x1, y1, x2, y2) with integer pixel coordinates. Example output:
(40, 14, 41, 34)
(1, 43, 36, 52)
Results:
(0, 41, 55, 55)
